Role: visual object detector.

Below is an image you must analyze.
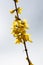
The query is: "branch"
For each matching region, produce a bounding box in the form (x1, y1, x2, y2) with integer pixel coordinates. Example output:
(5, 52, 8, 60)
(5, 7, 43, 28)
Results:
(24, 41, 30, 65)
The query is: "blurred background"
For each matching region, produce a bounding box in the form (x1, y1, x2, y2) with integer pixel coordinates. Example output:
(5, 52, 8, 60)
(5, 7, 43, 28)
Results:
(0, 0, 43, 65)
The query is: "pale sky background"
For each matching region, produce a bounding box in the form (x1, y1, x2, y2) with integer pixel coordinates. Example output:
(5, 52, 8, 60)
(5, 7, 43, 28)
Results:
(0, 0, 43, 65)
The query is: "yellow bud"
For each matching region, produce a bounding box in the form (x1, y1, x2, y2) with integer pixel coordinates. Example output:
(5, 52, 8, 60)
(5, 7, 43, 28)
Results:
(10, 9, 15, 14)
(17, 7, 23, 14)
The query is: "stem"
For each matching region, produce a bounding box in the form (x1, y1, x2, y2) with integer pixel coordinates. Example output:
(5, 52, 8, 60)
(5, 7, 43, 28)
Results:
(13, 0, 31, 65)
(13, 0, 19, 18)
(24, 41, 30, 65)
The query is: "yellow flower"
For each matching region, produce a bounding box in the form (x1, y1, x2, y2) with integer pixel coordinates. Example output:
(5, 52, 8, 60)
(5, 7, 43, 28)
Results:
(17, 20, 21, 24)
(27, 34, 32, 43)
(12, 33, 18, 37)
(29, 37, 32, 43)
(11, 19, 32, 43)
(12, 20, 25, 33)
(21, 33, 32, 42)
(21, 33, 29, 41)
(12, 20, 18, 26)
(23, 19, 29, 29)
(10, 9, 15, 14)
(15, 39, 20, 44)
(17, 7, 23, 14)
(15, 38, 22, 44)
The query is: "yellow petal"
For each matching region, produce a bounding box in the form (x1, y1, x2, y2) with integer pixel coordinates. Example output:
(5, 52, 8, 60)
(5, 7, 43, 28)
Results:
(16, 39, 19, 43)
(15, 39, 20, 44)
(25, 34, 29, 41)
(17, 7, 23, 14)
(13, 21, 18, 26)
(23, 19, 29, 29)
(29, 38, 32, 43)
(17, 20, 21, 24)
(27, 34, 32, 42)
(10, 9, 15, 14)
(13, 33, 18, 37)
(21, 33, 32, 42)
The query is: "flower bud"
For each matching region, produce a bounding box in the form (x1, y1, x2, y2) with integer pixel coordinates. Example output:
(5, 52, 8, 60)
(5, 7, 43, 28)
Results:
(17, 7, 23, 14)
(10, 9, 15, 14)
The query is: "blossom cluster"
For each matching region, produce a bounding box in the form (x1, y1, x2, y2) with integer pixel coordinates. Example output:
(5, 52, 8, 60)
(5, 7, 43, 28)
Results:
(10, 0, 33, 65)
(10, 0, 32, 44)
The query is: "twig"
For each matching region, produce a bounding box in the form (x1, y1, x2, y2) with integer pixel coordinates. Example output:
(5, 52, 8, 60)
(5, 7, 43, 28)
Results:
(24, 41, 30, 65)
(13, 0, 19, 18)
(13, 0, 30, 65)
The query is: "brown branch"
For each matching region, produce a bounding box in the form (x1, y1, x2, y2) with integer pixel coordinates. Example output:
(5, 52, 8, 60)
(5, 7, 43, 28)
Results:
(13, 0, 19, 18)
(13, 0, 31, 65)
(24, 41, 30, 65)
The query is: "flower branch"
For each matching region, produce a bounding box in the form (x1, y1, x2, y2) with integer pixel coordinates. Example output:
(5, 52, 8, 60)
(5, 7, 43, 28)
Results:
(10, 0, 33, 65)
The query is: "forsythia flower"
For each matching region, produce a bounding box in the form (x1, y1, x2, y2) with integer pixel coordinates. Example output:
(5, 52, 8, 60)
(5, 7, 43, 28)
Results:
(23, 19, 29, 29)
(15, 38, 22, 44)
(11, 19, 32, 43)
(10, 0, 33, 65)
(17, 7, 23, 14)
(22, 34, 32, 42)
